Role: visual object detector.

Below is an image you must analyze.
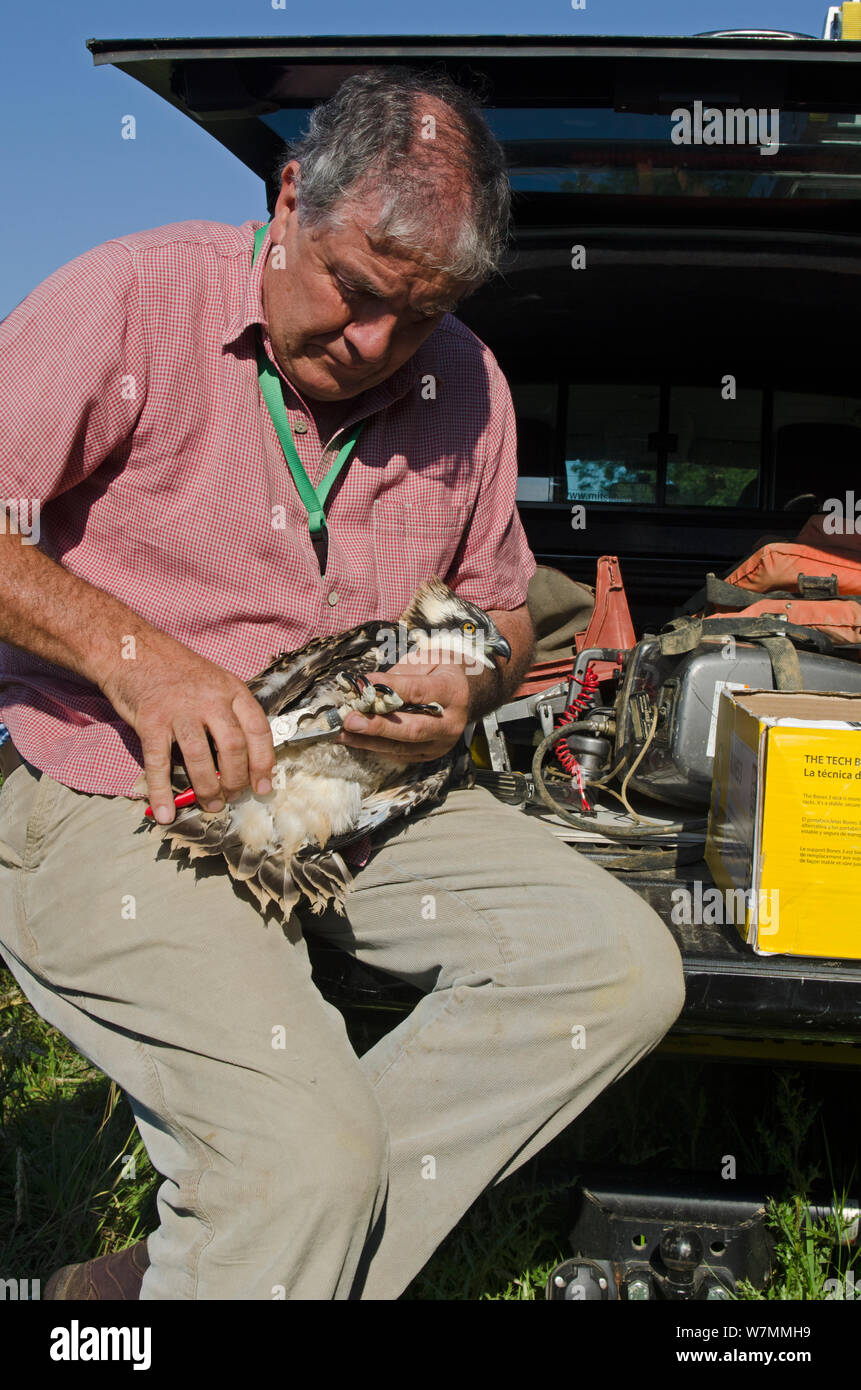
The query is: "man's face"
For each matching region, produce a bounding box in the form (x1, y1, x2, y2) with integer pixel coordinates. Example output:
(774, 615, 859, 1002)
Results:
(262, 162, 471, 401)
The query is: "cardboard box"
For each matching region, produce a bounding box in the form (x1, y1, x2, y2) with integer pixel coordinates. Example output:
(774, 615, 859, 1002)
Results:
(705, 689, 861, 959)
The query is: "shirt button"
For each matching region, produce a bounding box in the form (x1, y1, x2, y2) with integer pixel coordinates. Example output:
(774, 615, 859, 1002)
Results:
(327, 591, 339, 606)
(293, 418, 309, 435)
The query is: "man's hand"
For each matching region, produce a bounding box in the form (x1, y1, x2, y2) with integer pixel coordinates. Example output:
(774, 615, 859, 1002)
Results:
(336, 602, 534, 762)
(99, 637, 276, 824)
(337, 660, 470, 762)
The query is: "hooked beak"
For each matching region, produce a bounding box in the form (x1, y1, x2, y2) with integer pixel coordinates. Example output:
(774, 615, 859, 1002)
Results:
(488, 631, 512, 664)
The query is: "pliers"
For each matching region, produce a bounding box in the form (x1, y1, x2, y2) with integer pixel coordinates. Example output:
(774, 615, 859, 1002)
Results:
(143, 705, 344, 818)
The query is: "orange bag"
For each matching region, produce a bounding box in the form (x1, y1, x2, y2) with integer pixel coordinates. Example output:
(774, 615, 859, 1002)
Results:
(724, 539, 861, 598)
(701, 516, 861, 646)
(709, 595, 861, 646)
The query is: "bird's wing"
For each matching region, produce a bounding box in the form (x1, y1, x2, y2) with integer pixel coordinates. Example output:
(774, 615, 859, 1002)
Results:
(327, 760, 454, 844)
(246, 621, 393, 716)
(285, 763, 455, 916)
(271, 758, 456, 916)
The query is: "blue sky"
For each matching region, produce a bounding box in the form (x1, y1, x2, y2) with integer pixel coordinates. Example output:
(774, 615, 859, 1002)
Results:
(0, 0, 829, 316)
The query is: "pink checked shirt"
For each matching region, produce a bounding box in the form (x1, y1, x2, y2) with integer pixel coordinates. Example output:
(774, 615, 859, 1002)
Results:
(0, 220, 536, 796)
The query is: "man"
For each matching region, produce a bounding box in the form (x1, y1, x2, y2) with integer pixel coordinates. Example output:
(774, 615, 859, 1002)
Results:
(0, 69, 685, 1299)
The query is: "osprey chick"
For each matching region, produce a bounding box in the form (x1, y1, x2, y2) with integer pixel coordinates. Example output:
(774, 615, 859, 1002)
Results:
(148, 579, 510, 920)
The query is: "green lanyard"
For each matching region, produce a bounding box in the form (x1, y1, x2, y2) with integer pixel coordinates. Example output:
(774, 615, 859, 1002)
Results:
(252, 223, 365, 538)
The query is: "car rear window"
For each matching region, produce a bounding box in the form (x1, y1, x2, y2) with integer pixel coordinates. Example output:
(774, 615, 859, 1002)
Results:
(486, 107, 861, 204)
(513, 381, 861, 510)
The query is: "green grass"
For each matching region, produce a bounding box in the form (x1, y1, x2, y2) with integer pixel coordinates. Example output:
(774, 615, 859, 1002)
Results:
(1, 963, 858, 1299)
(736, 1194, 860, 1302)
(0, 976, 157, 1276)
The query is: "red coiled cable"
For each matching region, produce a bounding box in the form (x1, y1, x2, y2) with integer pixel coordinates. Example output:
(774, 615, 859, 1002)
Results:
(554, 663, 601, 810)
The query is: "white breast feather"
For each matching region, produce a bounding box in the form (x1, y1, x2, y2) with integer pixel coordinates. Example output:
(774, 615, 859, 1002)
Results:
(228, 742, 396, 863)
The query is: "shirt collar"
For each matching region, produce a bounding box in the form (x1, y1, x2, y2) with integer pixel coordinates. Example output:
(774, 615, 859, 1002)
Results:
(223, 220, 430, 419)
(222, 220, 271, 347)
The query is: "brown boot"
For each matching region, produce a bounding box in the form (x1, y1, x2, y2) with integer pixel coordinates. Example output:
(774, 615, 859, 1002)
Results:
(43, 1240, 150, 1300)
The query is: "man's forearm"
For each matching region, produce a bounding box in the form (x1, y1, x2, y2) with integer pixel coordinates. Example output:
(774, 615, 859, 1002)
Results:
(0, 530, 277, 815)
(466, 604, 534, 722)
(0, 530, 168, 688)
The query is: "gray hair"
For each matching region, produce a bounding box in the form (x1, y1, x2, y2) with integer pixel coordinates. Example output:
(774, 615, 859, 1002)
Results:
(276, 68, 511, 286)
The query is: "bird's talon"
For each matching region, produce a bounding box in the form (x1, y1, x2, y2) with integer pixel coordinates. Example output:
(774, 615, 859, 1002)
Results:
(370, 684, 404, 714)
(334, 670, 370, 697)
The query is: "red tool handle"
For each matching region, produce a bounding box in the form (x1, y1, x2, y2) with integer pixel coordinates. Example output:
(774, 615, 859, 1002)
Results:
(144, 784, 210, 819)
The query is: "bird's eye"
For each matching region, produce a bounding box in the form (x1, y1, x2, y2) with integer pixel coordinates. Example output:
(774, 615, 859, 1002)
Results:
(462, 621, 476, 634)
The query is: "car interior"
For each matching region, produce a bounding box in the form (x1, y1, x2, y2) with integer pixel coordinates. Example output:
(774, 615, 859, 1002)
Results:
(460, 246, 861, 631)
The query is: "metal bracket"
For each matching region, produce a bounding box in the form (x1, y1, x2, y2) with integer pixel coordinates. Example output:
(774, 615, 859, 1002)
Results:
(481, 710, 512, 773)
(536, 699, 556, 739)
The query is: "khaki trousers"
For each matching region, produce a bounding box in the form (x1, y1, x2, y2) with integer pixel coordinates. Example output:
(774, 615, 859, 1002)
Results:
(0, 761, 685, 1299)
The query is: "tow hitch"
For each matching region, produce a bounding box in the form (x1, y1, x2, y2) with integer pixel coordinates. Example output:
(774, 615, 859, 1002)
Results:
(545, 1168, 859, 1300)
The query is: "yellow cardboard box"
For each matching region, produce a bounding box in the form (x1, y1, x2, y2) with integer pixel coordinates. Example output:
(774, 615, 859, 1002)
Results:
(705, 689, 861, 959)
